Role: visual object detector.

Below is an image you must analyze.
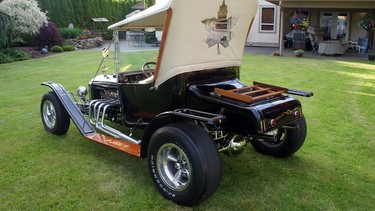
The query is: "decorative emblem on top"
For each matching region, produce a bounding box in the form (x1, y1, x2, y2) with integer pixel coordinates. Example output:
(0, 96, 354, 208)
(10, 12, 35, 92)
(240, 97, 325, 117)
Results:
(202, 0, 238, 54)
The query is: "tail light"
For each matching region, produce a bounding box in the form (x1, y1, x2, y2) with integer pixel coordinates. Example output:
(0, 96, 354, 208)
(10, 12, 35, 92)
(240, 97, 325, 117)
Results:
(293, 110, 301, 118)
(269, 119, 277, 127)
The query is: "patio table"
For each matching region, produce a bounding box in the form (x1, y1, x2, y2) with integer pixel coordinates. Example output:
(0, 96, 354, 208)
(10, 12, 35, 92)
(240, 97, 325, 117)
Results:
(318, 40, 346, 55)
(127, 32, 145, 46)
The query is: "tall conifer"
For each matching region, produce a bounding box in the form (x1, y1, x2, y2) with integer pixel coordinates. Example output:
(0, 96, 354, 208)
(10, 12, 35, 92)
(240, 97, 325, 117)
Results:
(81, 0, 93, 28)
(60, 0, 74, 27)
(72, 0, 84, 27)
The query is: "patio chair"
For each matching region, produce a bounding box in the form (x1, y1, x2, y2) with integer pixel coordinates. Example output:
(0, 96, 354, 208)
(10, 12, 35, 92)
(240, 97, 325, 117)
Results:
(308, 33, 319, 54)
(357, 38, 369, 53)
(345, 40, 358, 51)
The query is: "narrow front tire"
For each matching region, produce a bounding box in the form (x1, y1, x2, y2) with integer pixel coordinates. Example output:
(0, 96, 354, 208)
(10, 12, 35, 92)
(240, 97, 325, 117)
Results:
(41, 91, 70, 135)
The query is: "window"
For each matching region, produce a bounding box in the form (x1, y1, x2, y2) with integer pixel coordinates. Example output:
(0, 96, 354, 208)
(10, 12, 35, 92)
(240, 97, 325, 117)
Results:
(320, 12, 350, 40)
(260, 6, 276, 33)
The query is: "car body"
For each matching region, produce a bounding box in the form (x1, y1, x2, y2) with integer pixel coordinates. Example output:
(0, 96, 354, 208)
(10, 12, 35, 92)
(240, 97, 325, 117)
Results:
(41, 0, 312, 206)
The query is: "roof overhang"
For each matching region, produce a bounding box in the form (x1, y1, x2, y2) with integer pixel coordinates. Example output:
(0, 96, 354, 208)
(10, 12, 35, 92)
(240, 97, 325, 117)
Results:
(108, 0, 172, 30)
(266, 0, 375, 9)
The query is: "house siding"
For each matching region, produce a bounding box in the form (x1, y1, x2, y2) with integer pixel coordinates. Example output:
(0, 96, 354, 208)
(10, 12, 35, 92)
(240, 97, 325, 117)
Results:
(246, 0, 280, 47)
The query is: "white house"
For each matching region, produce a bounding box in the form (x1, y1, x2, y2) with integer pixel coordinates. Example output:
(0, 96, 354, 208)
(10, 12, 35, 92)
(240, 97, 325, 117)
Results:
(253, 0, 374, 53)
(246, 0, 281, 47)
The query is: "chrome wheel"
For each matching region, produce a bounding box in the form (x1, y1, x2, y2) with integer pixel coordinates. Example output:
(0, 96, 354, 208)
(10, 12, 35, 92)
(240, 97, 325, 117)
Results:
(148, 122, 222, 205)
(43, 100, 56, 129)
(156, 143, 191, 191)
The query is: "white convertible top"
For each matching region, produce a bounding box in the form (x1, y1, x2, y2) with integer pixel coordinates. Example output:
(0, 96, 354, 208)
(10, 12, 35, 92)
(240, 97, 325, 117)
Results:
(108, 0, 258, 88)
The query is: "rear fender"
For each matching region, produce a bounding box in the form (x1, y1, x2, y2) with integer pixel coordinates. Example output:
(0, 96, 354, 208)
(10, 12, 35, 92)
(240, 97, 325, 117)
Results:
(140, 109, 225, 158)
(141, 113, 175, 158)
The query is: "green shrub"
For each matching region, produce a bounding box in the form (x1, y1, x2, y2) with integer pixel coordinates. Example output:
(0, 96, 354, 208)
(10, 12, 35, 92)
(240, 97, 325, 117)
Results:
(50, 45, 63, 52)
(14, 50, 30, 61)
(0, 52, 14, 64)
(294, 49, 304, 57)
(63, 45, 76, 51)
(102, 30, 113, 40)
(58, 28, 83, 39)
(0, 49, 31, 63)
(1, 48, 31, 61)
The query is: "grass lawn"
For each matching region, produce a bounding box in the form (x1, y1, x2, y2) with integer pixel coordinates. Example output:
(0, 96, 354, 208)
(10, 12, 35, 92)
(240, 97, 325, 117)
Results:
(0, 50, 374, 210)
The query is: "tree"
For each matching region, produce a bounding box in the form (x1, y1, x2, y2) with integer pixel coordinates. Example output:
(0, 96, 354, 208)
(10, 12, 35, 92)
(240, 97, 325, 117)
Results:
(60, 0, 74, 27)
(0, 11, 9, 48)
(32, 22, 64, 49)
(40, 0, 51, 14)
(0, 0, 48, 47)
(110, 1, 121, 23)
(82, 0, 93, 28)
(144, 0, 155, 9)
(72, 0, 84, 27)
(90, 0, 101, 19)
(9, 0, 138, 30)
(48, 0, 62, 26)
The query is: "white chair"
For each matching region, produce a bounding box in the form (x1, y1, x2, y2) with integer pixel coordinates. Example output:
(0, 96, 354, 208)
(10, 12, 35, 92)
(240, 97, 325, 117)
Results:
(345, 41, 358, 51)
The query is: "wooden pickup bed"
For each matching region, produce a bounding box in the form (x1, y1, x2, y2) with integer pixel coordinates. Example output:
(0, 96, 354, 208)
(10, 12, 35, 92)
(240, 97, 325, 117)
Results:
(214, 81, 288, 103)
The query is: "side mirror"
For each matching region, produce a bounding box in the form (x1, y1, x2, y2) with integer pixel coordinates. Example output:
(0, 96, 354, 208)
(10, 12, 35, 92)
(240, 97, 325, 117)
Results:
(102, 48, 110, 58)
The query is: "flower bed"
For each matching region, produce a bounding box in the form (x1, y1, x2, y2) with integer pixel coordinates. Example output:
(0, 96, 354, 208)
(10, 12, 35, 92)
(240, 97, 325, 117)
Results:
(65, 37, 103, 49)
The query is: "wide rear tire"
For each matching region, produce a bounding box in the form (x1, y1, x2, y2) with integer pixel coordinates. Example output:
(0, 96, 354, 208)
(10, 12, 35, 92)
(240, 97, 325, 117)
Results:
(147, 122, 222, 206)
(41, 91, 70, 135)
(251, 117, 307, 157)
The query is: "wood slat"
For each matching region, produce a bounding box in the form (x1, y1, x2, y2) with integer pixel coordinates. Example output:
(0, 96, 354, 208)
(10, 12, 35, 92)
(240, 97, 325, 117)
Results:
(253, 81, 288, 92)
(252, 91, 285, 101)
(214, 82, 288, 103)
(214, 88, 253, 103)
(229, 85, 258, 93)
(243, 87, 271, 95)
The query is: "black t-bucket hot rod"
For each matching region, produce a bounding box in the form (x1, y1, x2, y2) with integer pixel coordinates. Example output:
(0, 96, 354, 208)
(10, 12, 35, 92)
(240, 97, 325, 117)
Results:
(40, 0, 312, 206)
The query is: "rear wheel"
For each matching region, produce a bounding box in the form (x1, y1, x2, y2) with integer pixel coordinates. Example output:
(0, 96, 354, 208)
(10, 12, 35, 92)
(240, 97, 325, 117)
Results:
(147, 122, 222, 206)
(251, 117, 307, 157)
(41, 91, 70, 135)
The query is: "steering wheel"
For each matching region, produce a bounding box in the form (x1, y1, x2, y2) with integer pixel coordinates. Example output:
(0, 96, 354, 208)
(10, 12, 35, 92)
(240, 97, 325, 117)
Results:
(142, 62, 156, 77)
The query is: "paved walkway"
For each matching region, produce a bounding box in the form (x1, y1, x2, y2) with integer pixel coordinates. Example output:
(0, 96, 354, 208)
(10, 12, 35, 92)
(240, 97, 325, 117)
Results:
(97, 40, 369, 61)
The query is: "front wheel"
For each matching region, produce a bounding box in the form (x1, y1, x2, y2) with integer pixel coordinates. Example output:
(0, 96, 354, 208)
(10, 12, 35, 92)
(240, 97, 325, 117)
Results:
(251, 117, 307, 157)
(41, 91, 70, 135)
(147, 122, 222, 206)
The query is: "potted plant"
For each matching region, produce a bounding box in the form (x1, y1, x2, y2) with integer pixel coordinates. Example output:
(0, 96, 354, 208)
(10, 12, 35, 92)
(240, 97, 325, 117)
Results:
(357, 15, 375, 51)
(294, 49, 304, 57)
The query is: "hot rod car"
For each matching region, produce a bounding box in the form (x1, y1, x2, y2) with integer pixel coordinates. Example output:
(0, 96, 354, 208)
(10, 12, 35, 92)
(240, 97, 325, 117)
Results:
(41, 0, 312, 206)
